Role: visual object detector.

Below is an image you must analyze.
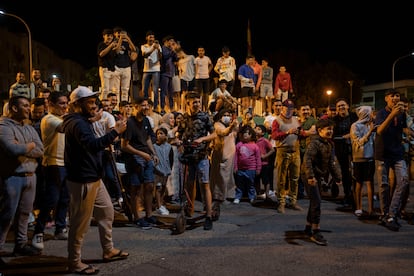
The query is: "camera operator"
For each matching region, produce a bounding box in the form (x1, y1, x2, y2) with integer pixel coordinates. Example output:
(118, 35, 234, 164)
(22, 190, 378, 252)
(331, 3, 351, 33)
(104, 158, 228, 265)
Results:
(113, 27, 137, 103)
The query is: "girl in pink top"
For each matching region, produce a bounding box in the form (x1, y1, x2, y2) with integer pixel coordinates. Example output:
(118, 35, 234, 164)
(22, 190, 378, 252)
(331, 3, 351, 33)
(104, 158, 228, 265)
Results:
(233, 125, 262, 204)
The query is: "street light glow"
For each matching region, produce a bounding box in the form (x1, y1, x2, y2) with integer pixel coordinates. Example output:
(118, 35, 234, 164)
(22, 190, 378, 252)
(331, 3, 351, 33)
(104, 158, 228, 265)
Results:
(326, 90, 332, 105)
(392, 52, 414, 89)
(0, 10, 33, 77)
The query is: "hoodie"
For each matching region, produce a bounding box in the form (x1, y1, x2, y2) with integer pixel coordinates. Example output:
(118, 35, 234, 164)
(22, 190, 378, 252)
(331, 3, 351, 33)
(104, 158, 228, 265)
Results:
(62, 112, 119, 183)
(0, 116, 44, 177)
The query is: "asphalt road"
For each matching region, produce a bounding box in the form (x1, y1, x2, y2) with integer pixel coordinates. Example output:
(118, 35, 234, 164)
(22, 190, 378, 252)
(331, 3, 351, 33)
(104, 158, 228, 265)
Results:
(1, 188, 414, 276)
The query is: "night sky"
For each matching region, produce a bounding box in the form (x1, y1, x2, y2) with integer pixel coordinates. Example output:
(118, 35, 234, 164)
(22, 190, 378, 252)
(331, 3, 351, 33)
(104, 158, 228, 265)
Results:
(1, 2, 413, 85)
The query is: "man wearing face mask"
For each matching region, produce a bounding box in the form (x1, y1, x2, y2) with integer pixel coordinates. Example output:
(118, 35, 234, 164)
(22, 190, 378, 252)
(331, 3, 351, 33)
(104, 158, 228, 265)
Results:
(271, 99, 306, 213)
(210, 109, 239, 219)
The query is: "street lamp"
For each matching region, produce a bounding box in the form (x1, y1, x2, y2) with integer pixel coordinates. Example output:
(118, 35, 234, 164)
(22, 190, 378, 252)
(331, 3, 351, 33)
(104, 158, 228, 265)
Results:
(0, 10, 32, 77)
(326, 90, 332, 106)
(392, 52, 414, 89)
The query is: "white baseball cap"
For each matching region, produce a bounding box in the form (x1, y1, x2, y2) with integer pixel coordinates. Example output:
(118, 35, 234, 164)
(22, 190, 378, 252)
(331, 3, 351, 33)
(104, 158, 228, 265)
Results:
(70, 86, 99, 104)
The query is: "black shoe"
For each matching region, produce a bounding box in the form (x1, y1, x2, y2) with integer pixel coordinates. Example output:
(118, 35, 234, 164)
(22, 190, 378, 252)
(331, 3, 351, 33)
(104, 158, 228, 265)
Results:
(378, 215, 387, 226)
(310, 231, 328, 246)
(204, 216, 213, 230)
(13, 244, 41, 256)
(145, 216, 158, 226)
(384, 216, 400, 231)
(135, 218, 152, 230)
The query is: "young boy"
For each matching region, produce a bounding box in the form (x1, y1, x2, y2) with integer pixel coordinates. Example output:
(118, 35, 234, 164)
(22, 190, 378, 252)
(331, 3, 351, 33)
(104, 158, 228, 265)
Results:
(301, 119, 342, 246)
(153, 127, 173, 215)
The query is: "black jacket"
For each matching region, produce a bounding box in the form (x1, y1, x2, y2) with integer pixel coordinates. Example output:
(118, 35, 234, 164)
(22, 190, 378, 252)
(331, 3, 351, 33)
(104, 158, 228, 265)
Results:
(62, 112, 119, 183)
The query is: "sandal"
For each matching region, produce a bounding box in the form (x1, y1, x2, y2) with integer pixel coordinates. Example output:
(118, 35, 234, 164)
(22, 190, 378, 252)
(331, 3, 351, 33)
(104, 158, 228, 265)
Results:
(72, 264, 99, 275)
(103, 249, 129, 263)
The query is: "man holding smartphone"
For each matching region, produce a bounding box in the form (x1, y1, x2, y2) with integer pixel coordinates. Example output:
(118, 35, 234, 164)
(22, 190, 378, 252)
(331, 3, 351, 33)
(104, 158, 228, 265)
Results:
(113, 27, 137, 103)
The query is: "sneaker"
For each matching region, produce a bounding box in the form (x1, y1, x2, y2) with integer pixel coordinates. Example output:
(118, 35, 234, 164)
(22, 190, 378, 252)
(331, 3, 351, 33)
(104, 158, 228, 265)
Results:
(136, 218, 152, 230)
(54, 228, 68, 240)
(233, 198, 240, 204)
(257, 193, 266, 200)
(277, 204, 285, 214)
(204, 216, 213, 230)
(384, 216, 400, 231)
(250, 198, 256, 204)
(145, 216, 158, 225)
(354, 209, 363, 217)
(31, 233, 44, 250)
(310, 231, 328, 246)
(157, 205, 170, 216)
(14, 244, 41, 256)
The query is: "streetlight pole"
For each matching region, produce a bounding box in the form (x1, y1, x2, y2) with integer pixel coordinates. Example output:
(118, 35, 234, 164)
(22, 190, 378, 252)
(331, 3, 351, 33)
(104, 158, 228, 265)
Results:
(392, 52, 414, 89)
(348, 80, 353, 108)
(0, 10, 32, 77)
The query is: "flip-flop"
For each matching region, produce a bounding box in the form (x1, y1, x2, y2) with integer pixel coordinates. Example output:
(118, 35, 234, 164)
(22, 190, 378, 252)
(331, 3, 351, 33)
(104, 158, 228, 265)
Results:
(103, 250, 129, 263)
(73, 264, 99, 275)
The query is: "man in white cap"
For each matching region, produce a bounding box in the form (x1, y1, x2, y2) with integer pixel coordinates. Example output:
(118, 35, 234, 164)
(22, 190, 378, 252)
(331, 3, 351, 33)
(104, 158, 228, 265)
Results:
(62, 86, 129, 274)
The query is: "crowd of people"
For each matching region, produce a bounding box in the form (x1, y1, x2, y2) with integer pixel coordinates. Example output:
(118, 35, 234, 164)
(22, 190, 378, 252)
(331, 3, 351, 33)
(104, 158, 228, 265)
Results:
(0, 26, 413, 275)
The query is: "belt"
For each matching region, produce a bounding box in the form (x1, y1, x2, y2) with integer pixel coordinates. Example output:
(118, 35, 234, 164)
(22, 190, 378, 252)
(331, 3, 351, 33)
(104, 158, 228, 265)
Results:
(13, 172, 34, 177)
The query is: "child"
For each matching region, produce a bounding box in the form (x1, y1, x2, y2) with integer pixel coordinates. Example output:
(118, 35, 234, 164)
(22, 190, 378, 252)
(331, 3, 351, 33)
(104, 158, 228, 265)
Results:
(234, 125, 262, 204)
(153, 127, 174, 215)
(350, 106, 376, 218)
(254, 125, 275, 200)
(301, 119, 342, 246)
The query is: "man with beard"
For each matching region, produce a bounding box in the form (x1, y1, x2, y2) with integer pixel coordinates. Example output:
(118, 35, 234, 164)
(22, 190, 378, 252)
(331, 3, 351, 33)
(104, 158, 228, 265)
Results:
(0, 96, 44, 256)
(332, 98, 358, 209)
(271, 99, 306, 213)
(63, 86, 128, 274)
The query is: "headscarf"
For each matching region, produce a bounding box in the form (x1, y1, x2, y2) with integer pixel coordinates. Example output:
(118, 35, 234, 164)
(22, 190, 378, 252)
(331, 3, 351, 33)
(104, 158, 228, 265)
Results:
(355, 105, 372, 124)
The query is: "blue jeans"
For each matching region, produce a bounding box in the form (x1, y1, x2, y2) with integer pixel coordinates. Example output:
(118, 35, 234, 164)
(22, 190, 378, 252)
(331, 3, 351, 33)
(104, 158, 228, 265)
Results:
(142, 71, 160, 99)
(0, 174, 36, 249)
(34, 165, 69, 235)
(375, 159, 408, 217)
(235, 170, 257, 201)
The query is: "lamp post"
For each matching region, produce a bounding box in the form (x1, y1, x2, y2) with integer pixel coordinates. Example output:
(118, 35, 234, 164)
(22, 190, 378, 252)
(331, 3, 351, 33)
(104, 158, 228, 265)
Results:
(0, 10, 32, 77)
(326, 90, 332, 106)
(392, 52, 414, 89)
(348, 80, 353, 108)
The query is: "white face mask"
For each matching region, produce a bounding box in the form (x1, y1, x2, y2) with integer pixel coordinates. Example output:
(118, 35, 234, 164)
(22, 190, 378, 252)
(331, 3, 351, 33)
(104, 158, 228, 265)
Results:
(221, 116, 231, 124)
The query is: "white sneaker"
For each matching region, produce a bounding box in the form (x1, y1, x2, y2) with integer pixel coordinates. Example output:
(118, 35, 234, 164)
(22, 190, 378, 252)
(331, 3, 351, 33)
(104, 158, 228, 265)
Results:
(233, 198, 240, 204)
(54, 228, 68, 240)
(32, 233, 44, 250)
(157, 205, 170, 215)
